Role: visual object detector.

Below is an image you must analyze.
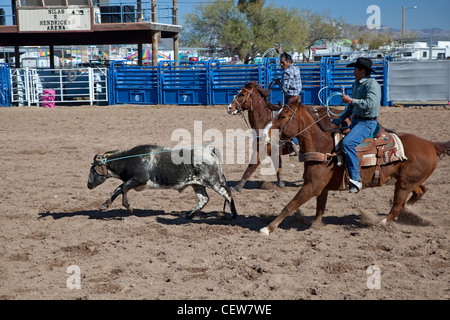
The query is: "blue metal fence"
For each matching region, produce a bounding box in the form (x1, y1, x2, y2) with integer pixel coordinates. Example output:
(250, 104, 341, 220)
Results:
(108, 57, 390, 107)
(320, 56, 391, 106)
(109, 61, 158, 105)
(0, 64, 11, 107)
(208, 60, 263, 105)
(159, 61, 209, 105)
(264, 57, 323, 105)
(1, 57, 391, 107)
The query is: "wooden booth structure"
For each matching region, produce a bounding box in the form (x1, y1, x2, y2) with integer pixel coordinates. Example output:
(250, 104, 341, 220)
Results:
(0, 0, 181, 68)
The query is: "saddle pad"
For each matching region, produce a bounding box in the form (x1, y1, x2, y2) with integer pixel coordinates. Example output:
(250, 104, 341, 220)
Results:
(385, 132, 407, 164)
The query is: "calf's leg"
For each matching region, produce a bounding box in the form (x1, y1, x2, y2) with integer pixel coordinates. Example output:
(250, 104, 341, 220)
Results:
(187, 185, 209, 219)
(210, 183, 237, 219)
(99, 178, 144, 213)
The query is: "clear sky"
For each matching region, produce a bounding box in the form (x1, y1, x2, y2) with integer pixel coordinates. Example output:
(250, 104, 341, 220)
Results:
(172, 0, 450, 30)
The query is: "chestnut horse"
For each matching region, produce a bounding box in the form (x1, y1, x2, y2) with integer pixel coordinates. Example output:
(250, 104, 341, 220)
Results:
(260, 96, 450, 235)
(226, 81, 293, 191)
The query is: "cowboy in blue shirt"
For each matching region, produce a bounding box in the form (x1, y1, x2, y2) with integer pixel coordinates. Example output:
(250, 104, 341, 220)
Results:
(331, 57, 381, 193)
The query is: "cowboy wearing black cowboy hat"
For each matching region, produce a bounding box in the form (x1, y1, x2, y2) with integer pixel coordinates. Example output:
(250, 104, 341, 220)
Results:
(331, 57, 382, 193)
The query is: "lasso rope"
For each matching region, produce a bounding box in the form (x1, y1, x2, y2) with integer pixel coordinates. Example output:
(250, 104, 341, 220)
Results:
(318, 85, 348, 118)
(99, 135, 261, 165)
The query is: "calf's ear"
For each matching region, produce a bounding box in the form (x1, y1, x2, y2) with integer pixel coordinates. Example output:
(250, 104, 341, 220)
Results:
(94, 154, 104, 162)
(94, 165, 109, 176)
(105, 149, 119, 156)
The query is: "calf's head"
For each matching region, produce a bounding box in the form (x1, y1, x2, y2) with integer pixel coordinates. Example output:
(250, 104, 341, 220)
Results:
(87, 154, 110, 189)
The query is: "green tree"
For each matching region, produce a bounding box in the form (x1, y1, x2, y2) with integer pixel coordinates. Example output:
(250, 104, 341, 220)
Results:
(301, 9, 343, 61)
(183, 0, 307, 63)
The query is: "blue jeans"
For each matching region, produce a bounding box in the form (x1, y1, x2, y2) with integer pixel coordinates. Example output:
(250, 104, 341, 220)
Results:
(341, 118, 377, 181)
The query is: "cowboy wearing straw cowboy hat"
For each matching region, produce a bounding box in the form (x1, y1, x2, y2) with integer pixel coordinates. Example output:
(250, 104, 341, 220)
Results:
(331, 57, 382, 193)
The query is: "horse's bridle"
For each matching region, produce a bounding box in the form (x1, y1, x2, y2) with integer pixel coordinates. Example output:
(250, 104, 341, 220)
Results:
(231, 87, 255, 114)
(276, 104, 330, 146)
(230, 86, 268, 130)
(279, 104, 297, 136)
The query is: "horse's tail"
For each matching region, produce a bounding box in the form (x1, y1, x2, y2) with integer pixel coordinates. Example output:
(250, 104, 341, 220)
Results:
(433, 140, 450, 158)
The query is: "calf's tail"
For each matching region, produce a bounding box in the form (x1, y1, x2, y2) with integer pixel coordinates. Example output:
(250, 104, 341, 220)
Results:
(209, 146, 228, 186)
(210, 146, 237, 219)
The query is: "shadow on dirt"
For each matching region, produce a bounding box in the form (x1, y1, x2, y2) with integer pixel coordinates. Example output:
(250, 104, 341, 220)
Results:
(38, 208, 361, 233)
(227, 179, 303, 190)
(38, 209, 165, 221)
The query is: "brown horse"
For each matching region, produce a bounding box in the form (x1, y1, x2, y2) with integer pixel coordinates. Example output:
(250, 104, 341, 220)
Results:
(260, 96, 450, 235)
(226, 81, 294, 191)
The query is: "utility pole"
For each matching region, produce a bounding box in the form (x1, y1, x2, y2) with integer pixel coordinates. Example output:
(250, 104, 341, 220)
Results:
(401, 6, 405, 38)
(402, 5, 417, 38)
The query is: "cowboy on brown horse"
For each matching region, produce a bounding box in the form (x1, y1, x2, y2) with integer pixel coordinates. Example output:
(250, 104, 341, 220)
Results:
(260, 96, 450, 235)
(331, 57, 381, 193)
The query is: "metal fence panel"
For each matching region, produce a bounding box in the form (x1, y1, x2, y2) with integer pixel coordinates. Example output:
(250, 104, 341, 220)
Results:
(159, 61, 208, 105)
(208, 60, 262, 105)
(109, 61, 158, 105)
(9, 67, 108, 106)
(0, 64, 11, 106)
(388, 60, 450, 101)
(323, 57, 390, 106)
(265, 59, 322, 105)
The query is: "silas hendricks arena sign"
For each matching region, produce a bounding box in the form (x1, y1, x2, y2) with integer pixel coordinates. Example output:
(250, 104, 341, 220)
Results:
(18, 6, 92, 32)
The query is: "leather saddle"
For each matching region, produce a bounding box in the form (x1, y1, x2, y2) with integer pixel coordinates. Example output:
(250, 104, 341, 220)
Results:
(334, 120, 406, 188)
(297, 115, 407, 188)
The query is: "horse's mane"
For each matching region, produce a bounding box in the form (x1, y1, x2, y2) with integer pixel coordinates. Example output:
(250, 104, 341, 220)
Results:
(247, 81, 282, 111)
(300, 104, 335, 132)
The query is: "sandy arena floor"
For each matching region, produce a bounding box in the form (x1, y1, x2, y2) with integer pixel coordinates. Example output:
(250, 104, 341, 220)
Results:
(0, 103, 449, 300)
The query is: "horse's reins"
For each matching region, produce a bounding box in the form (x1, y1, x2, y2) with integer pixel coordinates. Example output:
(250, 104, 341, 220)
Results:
(231, 87, 254, 129)
(277, 105, 330, 146)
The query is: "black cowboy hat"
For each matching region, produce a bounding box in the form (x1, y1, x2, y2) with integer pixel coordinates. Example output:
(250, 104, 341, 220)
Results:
(346, 57, 377, 74)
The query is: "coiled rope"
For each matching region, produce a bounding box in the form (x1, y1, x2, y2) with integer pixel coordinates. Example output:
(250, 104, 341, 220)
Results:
(318, 85, 348, 118)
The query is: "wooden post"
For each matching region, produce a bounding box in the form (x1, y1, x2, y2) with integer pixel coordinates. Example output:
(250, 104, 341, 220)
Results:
(50, 46, 54, 69)
(173, 0, 179, 66)
(151, 0, 157, 23)
(14, 46, 20, 68)
(138, 43, 143, 66)
(137, 0, 142, 22)
(152, 31, 159, 66)
(152, 0, 158, 66)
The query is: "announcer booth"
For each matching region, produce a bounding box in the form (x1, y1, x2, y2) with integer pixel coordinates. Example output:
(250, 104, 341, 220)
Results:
(0, 0, 181, 67)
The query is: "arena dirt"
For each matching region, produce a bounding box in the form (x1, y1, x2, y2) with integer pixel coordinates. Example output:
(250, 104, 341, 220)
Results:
(0, 104, 448, 299)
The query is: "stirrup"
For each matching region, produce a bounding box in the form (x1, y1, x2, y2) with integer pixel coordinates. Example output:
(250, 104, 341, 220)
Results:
(348, 178, 362, 193)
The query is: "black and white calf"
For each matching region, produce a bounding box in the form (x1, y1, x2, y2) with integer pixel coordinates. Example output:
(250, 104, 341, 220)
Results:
(88, 144, 237, 219)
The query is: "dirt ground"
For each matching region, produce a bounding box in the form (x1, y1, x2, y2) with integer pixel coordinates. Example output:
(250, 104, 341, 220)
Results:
(0, 103, 449, 300)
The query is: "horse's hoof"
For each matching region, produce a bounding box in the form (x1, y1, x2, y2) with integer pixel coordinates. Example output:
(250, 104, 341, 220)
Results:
(185, 213, 194, 219)
(379, 218, 387, 226)
(278, 181, 285, 188)
(259, 227, 270, 235)
(231, 186, 242, 193)
(98, 204, 108, 211)
(127, 207, 133, 213)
